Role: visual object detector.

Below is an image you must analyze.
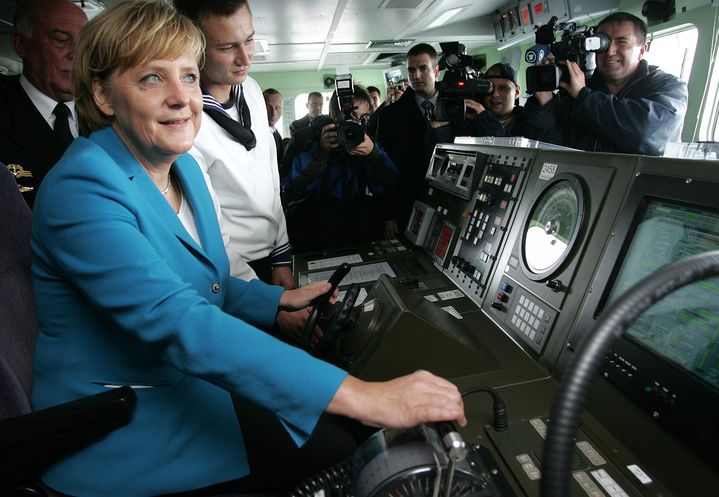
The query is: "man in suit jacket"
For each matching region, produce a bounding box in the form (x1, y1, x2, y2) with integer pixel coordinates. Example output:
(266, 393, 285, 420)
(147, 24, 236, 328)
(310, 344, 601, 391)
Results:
(290, 91, 325, 136)
(0, 0, 87, 207)
(374, 44, 441, 239)
(263, 87, 285, 167)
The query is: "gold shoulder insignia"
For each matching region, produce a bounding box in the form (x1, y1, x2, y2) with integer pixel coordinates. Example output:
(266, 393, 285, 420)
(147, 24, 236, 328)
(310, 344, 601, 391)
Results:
(6, 163, 34, 179)
(5, 164, 35, 193)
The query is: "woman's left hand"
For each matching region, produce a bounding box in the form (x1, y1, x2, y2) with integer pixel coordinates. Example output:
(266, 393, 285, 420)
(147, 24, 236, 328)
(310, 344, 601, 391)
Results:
(279, 280, 334, 311)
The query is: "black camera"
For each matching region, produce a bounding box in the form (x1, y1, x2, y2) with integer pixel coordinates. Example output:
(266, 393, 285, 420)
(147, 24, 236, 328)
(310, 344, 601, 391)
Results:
(334, 73, 365, 149)
(435, 42, 493, 122)
(525, 16, 611, 94)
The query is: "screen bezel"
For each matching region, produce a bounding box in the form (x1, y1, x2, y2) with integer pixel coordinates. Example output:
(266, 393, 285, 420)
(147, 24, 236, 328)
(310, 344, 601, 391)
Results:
(567, 171, 719, 466)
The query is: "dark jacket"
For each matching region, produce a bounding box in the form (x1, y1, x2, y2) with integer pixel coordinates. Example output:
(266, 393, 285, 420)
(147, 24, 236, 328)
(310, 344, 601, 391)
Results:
(0, 76, 72, 207)
(521, 60, 688, 155)
(282, 131, 398, 203)
(281, 117, 399, 249)
(373, 87, 434, 230)
(430, 105, 528, 144)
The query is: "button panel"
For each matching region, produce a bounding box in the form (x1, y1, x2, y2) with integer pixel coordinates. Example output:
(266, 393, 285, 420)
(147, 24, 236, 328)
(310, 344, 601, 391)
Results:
(488, 277, 557, 354)
(447, 153, 531, 306)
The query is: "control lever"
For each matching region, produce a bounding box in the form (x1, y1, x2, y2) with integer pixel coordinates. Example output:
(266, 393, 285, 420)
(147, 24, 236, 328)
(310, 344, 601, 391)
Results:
(434, 421, 467, 497)
(301, 263, 351, 349)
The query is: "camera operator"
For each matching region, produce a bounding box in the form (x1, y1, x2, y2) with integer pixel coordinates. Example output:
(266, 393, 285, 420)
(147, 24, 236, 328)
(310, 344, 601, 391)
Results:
(432, 62, 527, 142)
(281, 84, 399, 250)
(522, 12, 687, 156)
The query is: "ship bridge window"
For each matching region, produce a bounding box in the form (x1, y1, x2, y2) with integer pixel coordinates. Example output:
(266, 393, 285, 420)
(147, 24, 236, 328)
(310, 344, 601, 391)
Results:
(293, 91, 333, 123)
(643, 24, 698, 83)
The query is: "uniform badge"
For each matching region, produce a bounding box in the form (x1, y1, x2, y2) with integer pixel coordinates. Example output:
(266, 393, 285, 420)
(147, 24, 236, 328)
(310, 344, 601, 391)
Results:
(5, 163, 34, 193)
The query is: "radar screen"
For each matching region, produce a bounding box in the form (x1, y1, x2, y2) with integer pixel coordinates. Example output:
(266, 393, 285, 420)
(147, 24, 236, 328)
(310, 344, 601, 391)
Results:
(522, 175, 586, 280)
(606, 199, 719, 391)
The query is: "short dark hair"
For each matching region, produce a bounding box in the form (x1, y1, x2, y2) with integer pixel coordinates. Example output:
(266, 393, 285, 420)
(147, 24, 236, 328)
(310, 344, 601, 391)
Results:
(406, 43, 437, 63)
(174, 0, 249, 23)
(367, 85, 381, 96)
(598, 11, 647, 45)
(263, 88, 281, 97)
(308, 91, 323, 101)
(328, 84, 373, 118)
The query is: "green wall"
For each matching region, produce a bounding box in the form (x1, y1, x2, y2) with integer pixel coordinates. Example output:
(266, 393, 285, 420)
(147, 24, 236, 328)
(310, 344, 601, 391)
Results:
(252, 68, 387, 136)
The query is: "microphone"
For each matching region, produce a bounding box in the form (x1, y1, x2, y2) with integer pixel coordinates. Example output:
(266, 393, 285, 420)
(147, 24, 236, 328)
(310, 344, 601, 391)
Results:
(525, 44, 551, 64)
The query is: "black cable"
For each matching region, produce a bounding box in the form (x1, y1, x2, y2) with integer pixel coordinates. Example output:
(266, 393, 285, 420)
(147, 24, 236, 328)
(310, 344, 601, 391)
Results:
(540, 250, 719, 497)
(461, 386, 508, 432)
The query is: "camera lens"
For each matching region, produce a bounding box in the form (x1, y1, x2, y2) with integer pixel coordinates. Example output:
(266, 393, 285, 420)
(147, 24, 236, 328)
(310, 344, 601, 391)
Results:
(337, 120, 364, 149)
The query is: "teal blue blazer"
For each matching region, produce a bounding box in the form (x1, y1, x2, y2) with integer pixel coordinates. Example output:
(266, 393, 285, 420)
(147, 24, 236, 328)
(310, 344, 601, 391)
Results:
(30, 127, 347, 497)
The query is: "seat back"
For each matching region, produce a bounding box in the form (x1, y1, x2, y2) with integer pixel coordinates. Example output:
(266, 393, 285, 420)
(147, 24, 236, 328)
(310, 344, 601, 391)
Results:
(0, 164, 36, 419)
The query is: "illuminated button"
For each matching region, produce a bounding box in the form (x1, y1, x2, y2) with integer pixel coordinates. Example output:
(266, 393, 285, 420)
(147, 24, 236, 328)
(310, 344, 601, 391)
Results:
(500, 200, 508, 209)
(516, 454, 532, 464)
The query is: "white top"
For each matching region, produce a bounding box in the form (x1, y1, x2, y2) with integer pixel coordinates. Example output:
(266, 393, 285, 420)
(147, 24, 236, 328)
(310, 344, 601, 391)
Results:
(19, 75, 79, 137)
(189, 76, 290, 281)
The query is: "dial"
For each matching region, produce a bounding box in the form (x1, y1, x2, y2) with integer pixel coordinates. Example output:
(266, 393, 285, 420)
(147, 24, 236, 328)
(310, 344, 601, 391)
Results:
(523, 178, 584, 277)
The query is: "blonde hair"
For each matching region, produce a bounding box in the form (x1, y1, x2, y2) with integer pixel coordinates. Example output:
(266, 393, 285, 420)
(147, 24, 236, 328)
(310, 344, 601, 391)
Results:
(72, 0, 205, 134)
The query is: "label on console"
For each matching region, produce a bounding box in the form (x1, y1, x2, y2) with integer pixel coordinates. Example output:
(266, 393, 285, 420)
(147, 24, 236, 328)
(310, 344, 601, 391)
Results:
(539, 162, 558, 180)
(627, 464, 652, 485)
(441, 306, 463, 319)
(438, 289, 464, 301)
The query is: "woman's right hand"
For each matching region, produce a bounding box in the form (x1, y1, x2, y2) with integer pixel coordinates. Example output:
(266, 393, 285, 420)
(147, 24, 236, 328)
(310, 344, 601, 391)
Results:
(327, 370, 466, 429)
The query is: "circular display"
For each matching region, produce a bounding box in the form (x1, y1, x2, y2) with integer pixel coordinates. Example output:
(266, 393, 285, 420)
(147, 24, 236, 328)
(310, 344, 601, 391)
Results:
(523, 177, 585, 278)
(367, 466, 488, 497)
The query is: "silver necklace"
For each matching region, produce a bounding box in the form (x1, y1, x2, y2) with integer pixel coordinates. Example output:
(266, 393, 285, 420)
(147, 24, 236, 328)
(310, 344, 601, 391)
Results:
(161, 174, 172, 196)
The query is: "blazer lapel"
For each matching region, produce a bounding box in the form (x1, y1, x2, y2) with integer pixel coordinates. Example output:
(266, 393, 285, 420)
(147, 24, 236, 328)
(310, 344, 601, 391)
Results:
(88, 128, 216, 268)
(173, 155, 228, 269)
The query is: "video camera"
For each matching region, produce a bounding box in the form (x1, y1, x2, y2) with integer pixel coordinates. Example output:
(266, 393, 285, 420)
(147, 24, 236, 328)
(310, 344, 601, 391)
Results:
(525, 16, 611, 94)
(334, 73, 365, 149)
(435, 42, 493, 122)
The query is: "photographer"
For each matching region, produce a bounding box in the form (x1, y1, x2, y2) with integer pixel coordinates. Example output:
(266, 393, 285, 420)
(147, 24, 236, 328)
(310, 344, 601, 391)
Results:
(432, 62, 527, 142)
(281, 84, 399, 250)
(522, 12, 688, 156)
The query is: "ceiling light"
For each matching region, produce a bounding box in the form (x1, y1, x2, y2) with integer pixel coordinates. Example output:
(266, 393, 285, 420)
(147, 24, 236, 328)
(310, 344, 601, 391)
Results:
(426, 7, 465, 30)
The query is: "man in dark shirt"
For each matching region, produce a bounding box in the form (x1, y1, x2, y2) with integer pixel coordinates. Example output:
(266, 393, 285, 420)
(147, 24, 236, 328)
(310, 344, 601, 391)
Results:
(522, 12, 687, 155)
(263, 87, 285, 167)
(0, 0, 87, 207)
(282, 85, 398, 249)
(373, 43, 441, 239)
(289, 91, 325, 136)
